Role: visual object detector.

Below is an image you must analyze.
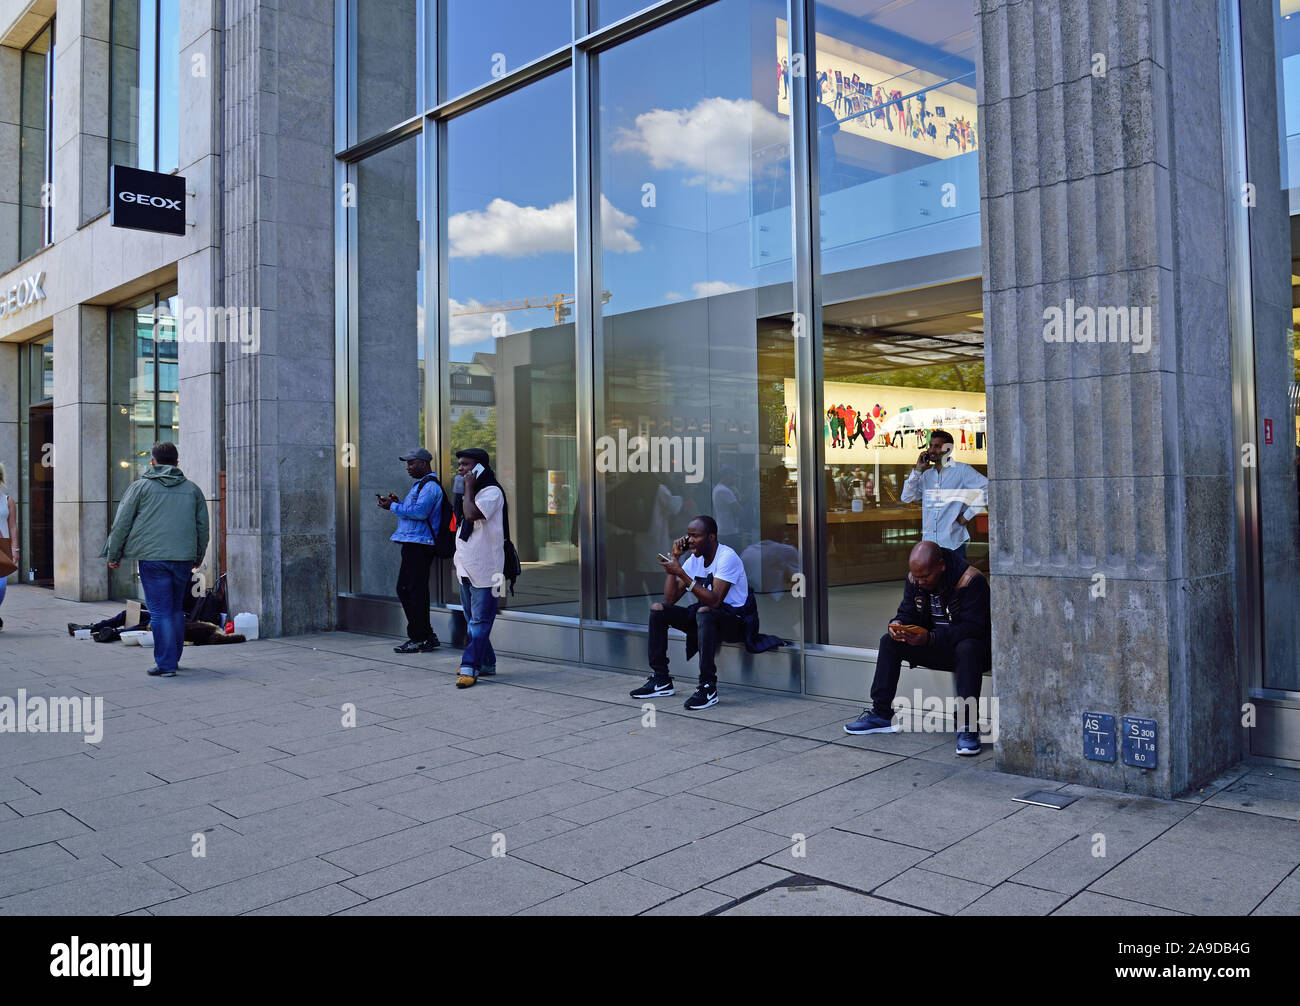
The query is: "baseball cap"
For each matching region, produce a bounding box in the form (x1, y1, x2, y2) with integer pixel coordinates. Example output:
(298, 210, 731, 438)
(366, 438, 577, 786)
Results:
(399, 448, 433, 463)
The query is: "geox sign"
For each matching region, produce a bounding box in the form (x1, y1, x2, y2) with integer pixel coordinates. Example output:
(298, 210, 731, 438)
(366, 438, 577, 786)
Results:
(0, 272, 46, 320)
(110, 164, 187, 236)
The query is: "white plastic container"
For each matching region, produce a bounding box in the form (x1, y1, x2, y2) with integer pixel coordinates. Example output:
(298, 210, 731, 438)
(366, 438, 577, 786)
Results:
(120, 631, 147, 646)
(138, 632, 154, 647)
(233, 612, 259, 640)
(73, 629, 92, 640)
(851, 498, 863, 513)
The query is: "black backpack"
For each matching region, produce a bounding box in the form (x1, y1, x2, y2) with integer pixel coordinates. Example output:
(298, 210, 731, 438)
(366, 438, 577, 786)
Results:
(415, 475, 457, 558)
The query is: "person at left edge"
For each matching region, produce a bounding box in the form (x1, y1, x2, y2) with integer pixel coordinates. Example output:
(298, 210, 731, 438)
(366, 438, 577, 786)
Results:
(379, 448, 444, 654)
(101, 442, 209, 678)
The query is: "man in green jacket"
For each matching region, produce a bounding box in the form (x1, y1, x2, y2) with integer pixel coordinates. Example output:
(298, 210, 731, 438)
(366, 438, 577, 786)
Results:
(102, 442, 210, 677)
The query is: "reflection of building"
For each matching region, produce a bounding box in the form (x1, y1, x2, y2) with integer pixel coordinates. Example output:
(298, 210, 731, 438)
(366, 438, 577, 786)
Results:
(449, 357, 496, 424)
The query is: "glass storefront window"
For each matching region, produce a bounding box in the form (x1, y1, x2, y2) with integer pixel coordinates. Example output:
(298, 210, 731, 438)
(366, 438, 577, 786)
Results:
(110, 0, 181, 175)
(445, 69, 578, 616)
(355, 0, 420, 142)
(109, 289, 180, 599)
(810, 0, 984, 648)
(596, 0, 799, 640)
(439, 0, 571, 100)
(17, 338, 53, 587)
(352, 137, 423, 599)
(593, 0, 656, 28)
(18, 20, 54, 261)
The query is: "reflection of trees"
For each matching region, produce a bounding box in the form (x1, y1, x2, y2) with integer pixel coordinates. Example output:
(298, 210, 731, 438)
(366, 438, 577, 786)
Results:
(839, 361, 984, 393)
(450, 411, 497, 457)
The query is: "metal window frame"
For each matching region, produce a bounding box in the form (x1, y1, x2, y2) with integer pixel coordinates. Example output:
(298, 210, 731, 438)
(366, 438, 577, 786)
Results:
(16, 16, 56, 257)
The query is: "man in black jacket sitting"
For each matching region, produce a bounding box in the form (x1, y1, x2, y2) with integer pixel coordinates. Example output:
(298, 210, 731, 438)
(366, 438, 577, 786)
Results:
(843, 540, 991, 755)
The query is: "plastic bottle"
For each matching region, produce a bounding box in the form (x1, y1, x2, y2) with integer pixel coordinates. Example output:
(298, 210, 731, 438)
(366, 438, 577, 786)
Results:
(233, 612, 259, 640)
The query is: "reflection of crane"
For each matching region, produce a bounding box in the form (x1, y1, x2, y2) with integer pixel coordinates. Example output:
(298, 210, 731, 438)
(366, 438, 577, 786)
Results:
(451, 291, 612, 326)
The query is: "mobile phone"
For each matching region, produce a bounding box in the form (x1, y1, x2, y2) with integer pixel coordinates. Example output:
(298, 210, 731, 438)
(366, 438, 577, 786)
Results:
(472, 463, 485, 477)
(656, 553, 671, 563)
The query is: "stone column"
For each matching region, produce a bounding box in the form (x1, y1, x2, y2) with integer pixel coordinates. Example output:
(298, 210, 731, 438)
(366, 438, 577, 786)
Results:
(52, 304, 109, 600)
(978, 0, 1239, 797)
(0, 43, 20, 274)
(222, 0, 335, 635)
(51, 0, 112, 242)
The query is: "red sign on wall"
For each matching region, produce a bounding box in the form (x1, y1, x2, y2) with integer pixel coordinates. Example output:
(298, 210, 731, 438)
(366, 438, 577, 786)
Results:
(1264, 419, 1274, 445)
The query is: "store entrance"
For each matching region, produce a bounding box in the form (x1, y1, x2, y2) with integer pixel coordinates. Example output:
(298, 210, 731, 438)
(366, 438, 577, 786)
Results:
(25, 402, 52, 587)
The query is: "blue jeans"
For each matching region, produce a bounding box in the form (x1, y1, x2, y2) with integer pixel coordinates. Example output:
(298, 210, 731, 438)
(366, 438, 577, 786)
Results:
(458, 578, 498, 674)
(0, 575, 6, 609)
(138, 560, 192, 671)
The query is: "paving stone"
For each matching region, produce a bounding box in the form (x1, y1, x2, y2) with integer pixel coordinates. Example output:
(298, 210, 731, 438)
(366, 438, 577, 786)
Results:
(150, 858, 353, 915)
(912, 810, 1079, 885)
(689, 743, 901, 812)
(374, 758, 588, 822)
(0, 864, 187, 915)
(513, 794, 753, 883)
(721, 885, 933, 916)
(56, 806, 240, 864)
(338, 855, 579, 915)
(456, 816, 580, 855)
(1250, 870, 1300, 916)
(625, 825, 790, 894)
(761, 828, 930, 891)
(873, 867, 991, 914)
(704, 863, 793, 899)
(1009, 807, 1181, 895)
(957, 882, 1068, 916)
(641, 887, 733, 916)
(0, 841, 76, 873)
(320, 815, 487, 874)
(1052, 892, 1189, 916)
(0, 852, 122, 899)
(246, 883, 369, 916)
(550, 788, 662, 825)
(0, 810, 92, 853)
(518, 871, 677, 915)
(341, 845, 481, 899)
(461, 779, 618, 829)
(1204, 774, 1300, 821)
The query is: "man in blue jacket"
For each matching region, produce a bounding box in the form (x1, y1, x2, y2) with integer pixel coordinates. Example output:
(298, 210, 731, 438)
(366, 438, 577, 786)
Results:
(843, 540, 991, 755)
(379, 448, 445, 653)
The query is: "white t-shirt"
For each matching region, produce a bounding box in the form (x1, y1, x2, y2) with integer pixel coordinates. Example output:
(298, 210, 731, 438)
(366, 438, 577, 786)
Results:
(680, 543, 749, 609)
(712, 483, 740, 534)
(453, 485, 505, 589)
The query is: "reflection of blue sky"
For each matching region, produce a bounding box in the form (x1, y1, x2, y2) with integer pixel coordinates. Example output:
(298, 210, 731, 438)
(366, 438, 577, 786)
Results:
(442, 0, 982, 356)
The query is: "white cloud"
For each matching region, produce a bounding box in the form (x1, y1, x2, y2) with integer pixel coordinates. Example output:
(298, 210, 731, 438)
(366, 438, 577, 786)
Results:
(448, 298, 512, 346)
(692, 280, 744, 298)
(448, 195, 640, 259)
(613, 97, 788, 192)
(663, 291, 684, 302)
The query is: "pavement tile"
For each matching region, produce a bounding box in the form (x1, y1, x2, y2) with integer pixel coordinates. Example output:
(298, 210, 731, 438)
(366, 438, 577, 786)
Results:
(912, 810, 1079, 884)
(0, 864, 187, 915)
(721, 885, 934, 916)
(550, 788, 663, 825)
(1251, 869, 1300, 915)
(626, 824, 791, 893)
(246, 883, 368, 916)
(1052, 892, 1189, 916)
(641, 888, 733, 916)
(338, 855, 580, 915)
(689, 744, 901, 812)
(836, 785, 1022, 852)
(341, 845, 481, 899)
(872, 867, 991, 914)
(957, 882, 1069, 916)
(703, 863, 793, 899)
(149, 858, 353, 915)
(320, 815, 487, 874)
(461, 779, 618, 829)
(1204, 774, 1300, 821)
(456, 816, 580, 855)
(0, 809, 92, 853)
(512, 793, 754, 883)
(0, 852, 122, 899)
(761, 828, 930, 891)
(373, 758, 588, 822)
(518, 871, 678, 915)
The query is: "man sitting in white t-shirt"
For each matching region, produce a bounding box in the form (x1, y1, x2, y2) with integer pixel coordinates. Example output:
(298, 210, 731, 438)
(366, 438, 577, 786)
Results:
(631, 514, 750, 710)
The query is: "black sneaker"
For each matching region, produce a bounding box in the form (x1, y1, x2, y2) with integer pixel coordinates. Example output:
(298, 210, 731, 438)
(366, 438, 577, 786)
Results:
(394, 638, 434, 653)
(630, 677, 674, 698)
(684, 683, 719, 710)
(419, 635, 440, 652)
(147, 667, 177, 678)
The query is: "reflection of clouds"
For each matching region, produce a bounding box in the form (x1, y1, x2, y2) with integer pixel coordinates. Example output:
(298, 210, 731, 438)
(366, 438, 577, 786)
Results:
(664, 291, 684, 301)
(692, 280, 744, 298)
(613, 97, 787, 192)
(449, 195, 640, 258)
(448, 298, 513, 346)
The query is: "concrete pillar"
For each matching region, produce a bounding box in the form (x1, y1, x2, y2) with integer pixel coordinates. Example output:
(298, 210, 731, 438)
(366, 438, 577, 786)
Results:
(52, 304, 109, 600)
(0, 342, 17, 564)
(222, 0, 335, 635)
(0, 44, 20, 274)
(978, 0, 1240, 797)
(51, 0, 112, 242)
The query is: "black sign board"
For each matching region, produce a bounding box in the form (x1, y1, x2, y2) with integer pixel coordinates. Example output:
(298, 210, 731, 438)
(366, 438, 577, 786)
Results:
(110, 164, 186, 235)
(1121, 716, 1158, 769)
(1083, 711, 1116, 763)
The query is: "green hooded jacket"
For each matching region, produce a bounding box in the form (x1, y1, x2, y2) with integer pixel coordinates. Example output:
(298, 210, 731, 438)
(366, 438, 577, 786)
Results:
(100, 466, 210, 564)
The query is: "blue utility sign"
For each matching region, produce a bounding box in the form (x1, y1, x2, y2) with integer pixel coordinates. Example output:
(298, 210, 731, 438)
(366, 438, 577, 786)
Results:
(1083, 712, 1116, 762)
(1122, 717, 1158, 769)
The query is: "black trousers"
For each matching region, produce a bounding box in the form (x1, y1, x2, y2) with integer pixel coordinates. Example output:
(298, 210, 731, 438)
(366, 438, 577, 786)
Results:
(648, 603, 746, 686)
(871, 633, 990, 728)
(395, 543, 438, 641)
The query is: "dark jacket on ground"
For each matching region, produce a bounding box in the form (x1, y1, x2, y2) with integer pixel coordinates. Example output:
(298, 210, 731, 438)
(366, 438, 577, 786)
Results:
(683, 592, 788, 661)
(893, 548, 990, 650)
